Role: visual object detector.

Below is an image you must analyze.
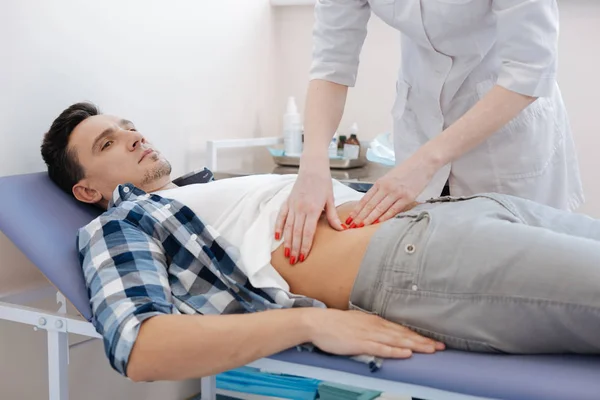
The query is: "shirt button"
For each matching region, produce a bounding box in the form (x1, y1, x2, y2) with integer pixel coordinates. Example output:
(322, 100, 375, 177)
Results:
(164, 204, 171, 209)
(190, 234, 198, 241)
(405, 244, 416, 254)
(412, 285, 418, 291)
(123, 187, 130, 193)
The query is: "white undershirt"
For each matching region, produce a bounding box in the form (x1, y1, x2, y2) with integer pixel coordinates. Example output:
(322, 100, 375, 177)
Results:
(155, 174, 364, 291)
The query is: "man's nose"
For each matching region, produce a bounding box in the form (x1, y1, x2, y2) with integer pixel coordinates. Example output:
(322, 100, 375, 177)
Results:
(127, 130, 144, 151)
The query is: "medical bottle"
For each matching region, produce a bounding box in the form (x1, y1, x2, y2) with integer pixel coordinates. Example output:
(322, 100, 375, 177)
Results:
(283, 97, 303, 157)
(328, 137, 338, 158)
(338, 135, 347, 151)
(347, 123, 360, 147)
(343, 123, 361, 159)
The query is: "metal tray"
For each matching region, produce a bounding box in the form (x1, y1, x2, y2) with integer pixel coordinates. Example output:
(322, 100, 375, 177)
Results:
(272, 154, 367, 169)
(270, 141, 369, 169)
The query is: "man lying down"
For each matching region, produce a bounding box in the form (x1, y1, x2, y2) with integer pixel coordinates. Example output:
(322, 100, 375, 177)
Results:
(41, 102, 600, 382)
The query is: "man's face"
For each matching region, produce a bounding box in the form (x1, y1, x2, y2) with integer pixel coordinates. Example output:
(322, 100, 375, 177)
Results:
(69, 114, 171, 205)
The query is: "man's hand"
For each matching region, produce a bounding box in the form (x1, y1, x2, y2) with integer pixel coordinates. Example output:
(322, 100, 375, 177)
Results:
(307, 308, 445, 358)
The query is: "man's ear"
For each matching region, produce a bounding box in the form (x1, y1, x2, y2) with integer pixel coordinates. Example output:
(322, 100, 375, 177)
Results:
(72, 180, 103, 204)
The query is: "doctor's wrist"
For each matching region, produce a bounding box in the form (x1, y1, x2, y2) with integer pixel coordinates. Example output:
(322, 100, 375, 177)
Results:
(300, 151, 330, 171)
(417, 142, 447, 172)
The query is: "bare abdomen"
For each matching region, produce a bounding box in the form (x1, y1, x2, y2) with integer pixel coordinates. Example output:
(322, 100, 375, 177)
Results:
(271, 202, 381, 309)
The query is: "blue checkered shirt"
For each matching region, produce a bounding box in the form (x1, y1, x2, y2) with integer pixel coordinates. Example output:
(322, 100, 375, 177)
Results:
(78, 183, 381, 377)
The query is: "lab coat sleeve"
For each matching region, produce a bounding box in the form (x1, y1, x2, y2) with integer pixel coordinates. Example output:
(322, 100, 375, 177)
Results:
(310, 0, 371, 87)
(493, 0, 559, 97)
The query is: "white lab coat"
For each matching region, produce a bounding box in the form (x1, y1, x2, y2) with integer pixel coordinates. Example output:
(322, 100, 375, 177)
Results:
(310, 0, 584, 210)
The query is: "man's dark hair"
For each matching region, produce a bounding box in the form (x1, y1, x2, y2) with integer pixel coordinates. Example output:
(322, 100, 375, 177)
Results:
(41, 102, 100, 195)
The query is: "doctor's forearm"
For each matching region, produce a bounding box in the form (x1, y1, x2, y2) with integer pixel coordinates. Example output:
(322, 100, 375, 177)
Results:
(300, 79, 348, 167)
(126, 309, 313, 382)
(420, 85, 537, 169)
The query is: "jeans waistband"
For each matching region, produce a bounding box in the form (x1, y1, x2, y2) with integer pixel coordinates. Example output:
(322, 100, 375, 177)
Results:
(349, 215, 425, 314)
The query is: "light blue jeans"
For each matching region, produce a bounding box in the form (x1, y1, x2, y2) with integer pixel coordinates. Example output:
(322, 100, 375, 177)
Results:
(350, 193, 600, 354)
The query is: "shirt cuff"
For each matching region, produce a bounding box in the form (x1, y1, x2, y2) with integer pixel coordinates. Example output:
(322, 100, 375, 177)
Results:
(496, 65, 556, 98)
(309, 61, 358, 87)
(102, 302, 176, 377)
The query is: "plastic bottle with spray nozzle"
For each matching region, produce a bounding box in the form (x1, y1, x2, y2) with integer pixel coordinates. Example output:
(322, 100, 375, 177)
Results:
(283, 97, 303, 157)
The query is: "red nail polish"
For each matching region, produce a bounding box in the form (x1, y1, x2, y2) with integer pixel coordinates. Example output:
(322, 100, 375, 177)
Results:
(275, 232, 281, 240)
(374, 219, 380, 224)
(290, 256, 296, 265)
(299, 254, 305, 262)
(345, 217, 353, 225)
(285, 248, 290, 258)
(341, 223, 348, 229)
(350, 223, 357, 229)
(358, 222, 365, 228)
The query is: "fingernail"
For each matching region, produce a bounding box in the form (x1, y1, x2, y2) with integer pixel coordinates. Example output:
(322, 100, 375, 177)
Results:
(374, 219, 380, 224)
(285, 248, 290, 258)
(290, 256, 296, 265)
(275, 232, 281, 240)
(299, 254, 305, 262)
(341, 224, 348, 230)
(350, 223, 357, 229)
(345, 217, 353, 225)
(358, 222, 364, 228)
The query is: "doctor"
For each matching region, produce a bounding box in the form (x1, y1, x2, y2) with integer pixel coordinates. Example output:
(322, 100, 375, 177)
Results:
(275, 0, 584, 264)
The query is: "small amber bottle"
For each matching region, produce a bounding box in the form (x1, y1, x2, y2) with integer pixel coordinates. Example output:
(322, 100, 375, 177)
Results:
(338, 135, 347, 151)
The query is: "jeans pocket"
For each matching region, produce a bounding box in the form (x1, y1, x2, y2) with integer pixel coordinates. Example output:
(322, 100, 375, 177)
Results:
(348, 301, 380, 316)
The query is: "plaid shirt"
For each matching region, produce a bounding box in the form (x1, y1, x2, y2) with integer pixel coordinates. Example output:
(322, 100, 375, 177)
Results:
(78, 183, 381, 377)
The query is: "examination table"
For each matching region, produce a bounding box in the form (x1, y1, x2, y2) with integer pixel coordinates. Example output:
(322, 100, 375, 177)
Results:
(1, 172, 599, 400)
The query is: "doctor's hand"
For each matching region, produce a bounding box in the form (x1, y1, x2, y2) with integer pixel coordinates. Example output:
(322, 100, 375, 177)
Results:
(275, 162, 344, 264)
(348, 153, 437, 227)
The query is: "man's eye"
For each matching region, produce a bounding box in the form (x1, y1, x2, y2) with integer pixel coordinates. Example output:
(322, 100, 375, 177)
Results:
(102, 141, 113, 150)
(129, 128, 137, 132)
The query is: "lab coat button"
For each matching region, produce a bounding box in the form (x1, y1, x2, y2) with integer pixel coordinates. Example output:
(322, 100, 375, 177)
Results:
(165, 204, 171, 210)
(405, 244, 416, 254)
(412, 285, 418, 291)
(123, 187, 130, 193)
(190, 234, 198, 241)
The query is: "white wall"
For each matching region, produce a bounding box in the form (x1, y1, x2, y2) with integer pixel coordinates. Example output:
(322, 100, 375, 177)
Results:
(556, 0, 600, 217)
(272, 0, 600, 216)
(272, 5, 401, 142)
(0, 0, 275, 398)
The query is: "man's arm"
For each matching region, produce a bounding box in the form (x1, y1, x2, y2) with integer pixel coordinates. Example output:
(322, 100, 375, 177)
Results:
(128, 307, 444, 382)
(127, 309, 309, 381)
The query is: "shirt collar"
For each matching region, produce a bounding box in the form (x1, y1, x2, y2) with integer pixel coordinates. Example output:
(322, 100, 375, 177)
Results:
(108, 183, 150, 208)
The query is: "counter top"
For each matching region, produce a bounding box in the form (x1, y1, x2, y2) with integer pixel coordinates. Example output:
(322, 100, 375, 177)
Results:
(213, 160, 392, 192)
